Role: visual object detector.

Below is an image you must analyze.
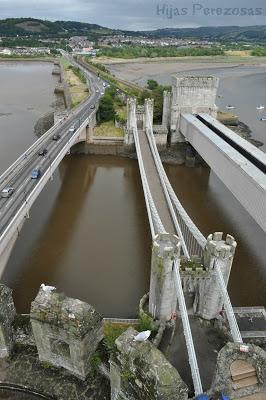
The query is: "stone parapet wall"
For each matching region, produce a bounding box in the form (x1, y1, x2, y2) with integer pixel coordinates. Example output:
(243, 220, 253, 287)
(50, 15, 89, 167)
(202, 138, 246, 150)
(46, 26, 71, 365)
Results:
(31, 285, 103, 380)
(110, 327, 188, 400)
(0, 284, 16, 357)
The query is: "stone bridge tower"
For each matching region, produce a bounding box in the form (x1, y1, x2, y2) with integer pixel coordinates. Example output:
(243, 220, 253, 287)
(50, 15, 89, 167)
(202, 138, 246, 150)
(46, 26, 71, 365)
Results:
(166, 75, 219, 143)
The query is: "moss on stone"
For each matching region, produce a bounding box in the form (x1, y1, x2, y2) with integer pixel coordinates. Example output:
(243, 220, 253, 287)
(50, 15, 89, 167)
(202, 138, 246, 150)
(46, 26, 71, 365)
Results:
(157, 258, 164, 288)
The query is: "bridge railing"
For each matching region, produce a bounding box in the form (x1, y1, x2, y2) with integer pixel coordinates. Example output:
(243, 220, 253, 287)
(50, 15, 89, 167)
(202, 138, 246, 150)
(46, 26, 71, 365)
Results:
(0, 114, 92, 263)
(145, 109, 207, 258)
(133, 107, 204, 397)
(145, 108, 243, 346)
(215, 259, 243, 344)
(173, 259, 203, 396)
(0, 54, 98, 195)
(131, 114, 165, 238)
(0, 118, 63, 192)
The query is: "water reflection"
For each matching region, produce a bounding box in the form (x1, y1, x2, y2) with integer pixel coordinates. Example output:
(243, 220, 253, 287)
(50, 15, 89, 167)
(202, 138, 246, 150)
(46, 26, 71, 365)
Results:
(3, 156, 151, 317)
(166, 164, 266, 307)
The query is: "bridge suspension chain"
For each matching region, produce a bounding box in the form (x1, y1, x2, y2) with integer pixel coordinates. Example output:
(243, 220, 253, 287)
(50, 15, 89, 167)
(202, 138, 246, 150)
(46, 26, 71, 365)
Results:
(139, 109, 204, 396)
(215, 259, 243, 343)
(173, 260, 203, 396)
(132, 115, 166, 238)
(145, 114, 190, 258)
(145, 111, 207, 256)
(145, 108, 242, 344)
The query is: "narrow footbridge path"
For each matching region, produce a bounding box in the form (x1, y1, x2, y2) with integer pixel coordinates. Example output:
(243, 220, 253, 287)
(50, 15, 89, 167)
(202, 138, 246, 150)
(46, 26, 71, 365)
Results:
(131, 100, 243, 396)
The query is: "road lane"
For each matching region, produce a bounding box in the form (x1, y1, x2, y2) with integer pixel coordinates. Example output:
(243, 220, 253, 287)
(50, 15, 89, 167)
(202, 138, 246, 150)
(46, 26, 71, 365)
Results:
(0, 53, 104, 238)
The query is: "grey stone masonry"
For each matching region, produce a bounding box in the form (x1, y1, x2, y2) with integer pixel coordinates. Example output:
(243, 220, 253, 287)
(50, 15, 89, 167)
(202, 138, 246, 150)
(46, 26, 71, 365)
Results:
(30, 285, 103, 380)
(0, 284, 16, 358)
(162, 91, 171, 129)
(170, 75, 219, 143)
(144, 98, 154, 130)
(149, 234, 180, 321)
(110, 327, 188, 400)
(211, 342, 266, 398)
(125, 98, 137, 145)
(196, 232, 237, 320)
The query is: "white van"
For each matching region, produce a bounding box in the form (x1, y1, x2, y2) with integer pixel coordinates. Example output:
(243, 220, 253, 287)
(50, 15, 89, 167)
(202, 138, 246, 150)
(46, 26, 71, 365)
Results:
(1, 187, 15, 198)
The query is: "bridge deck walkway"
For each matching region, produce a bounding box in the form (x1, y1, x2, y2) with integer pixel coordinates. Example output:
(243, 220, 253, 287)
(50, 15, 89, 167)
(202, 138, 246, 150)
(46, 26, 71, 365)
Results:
(137, 129, 175, 235)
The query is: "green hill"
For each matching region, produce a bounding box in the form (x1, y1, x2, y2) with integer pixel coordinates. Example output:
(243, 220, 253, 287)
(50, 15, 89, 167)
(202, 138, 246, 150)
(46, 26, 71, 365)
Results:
(0, 18, 266, 42)
(0, 18, 114, 38)
(141, 26, 266, 42)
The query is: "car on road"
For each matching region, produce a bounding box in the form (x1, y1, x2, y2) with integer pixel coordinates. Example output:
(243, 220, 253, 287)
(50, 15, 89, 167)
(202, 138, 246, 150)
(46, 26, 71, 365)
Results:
(1, 187, 15, 198)
(52, 134, 61, 141)
(101, 92, 104, 95)
(69, 122, 79, 134)
(90, 105, 95, 109)
(31, 168, 41, 179)
(38, 148, 48, 156)
(96, 89, 100, 93)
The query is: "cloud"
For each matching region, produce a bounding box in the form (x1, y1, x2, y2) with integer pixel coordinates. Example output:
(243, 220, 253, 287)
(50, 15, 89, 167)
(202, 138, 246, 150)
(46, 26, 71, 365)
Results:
(0, 0, 265, 29)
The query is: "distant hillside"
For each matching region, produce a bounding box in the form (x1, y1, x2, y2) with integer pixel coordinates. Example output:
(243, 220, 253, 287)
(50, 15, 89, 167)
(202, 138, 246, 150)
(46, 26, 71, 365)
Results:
(0, 18, 115, 38)
(1, 18, 266, 42)
(141, 26, 266, 42)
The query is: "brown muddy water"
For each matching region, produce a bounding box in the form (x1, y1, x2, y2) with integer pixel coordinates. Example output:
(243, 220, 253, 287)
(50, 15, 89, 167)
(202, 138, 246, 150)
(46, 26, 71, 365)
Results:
(0, 62, 265, 318)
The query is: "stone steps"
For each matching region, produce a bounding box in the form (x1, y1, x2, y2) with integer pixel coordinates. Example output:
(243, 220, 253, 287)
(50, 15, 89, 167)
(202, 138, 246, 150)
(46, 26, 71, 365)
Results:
(231, 360, 258, 390)
(233, 376, 258, 390)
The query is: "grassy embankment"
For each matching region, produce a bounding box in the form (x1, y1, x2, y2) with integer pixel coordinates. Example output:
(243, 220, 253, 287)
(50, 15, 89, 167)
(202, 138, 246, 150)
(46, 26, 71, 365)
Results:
(79, 56, 145, 137)
(79, 56, 145, 98)
(93, 121, 124, 138)
(93, 49, 266, 65)
(60, 56, 89, 108)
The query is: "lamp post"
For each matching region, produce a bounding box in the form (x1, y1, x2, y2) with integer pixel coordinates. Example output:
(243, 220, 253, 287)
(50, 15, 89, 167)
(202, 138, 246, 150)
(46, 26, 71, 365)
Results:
(48, 155, 53, 181)
(24, 189, 29, 219)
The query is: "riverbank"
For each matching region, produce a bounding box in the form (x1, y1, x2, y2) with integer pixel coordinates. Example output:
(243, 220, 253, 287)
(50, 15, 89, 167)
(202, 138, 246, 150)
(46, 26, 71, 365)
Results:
(95, 54, 266, 66)
(0, 56, 56, 62)
(60, 57, 89, 108)
(229, 121, 264, 148)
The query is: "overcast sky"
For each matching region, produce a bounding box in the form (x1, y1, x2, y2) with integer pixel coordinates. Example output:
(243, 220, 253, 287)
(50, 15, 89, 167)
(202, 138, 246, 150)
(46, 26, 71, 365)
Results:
(0, 0, 266, 30)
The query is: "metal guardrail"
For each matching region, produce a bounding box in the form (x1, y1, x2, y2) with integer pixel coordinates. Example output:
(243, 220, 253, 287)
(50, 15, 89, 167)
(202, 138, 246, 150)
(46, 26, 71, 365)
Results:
(233, 307, 266, 315)
(0, 119, 63, 192)
(0, 52, 99, 195)
(0, 53, 101, 270)
(103, 318, 139, 324)
(240, 331, 266, 338)
(0, 118, 90, 260)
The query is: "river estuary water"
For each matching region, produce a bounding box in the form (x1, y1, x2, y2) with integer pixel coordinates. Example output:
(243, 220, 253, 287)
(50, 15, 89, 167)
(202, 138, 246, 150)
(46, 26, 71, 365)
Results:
(0, 61, 265, 319)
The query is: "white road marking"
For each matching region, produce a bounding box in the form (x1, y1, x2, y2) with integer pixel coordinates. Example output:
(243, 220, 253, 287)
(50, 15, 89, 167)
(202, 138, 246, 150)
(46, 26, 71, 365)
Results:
(5, 198, 14, 208)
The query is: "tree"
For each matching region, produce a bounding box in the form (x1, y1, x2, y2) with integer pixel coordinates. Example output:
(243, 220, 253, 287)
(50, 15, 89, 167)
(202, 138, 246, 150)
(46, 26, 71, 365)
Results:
(147, 79, 159, 90)
(97, 95, 116, 122)
(152, 86, 164, 123)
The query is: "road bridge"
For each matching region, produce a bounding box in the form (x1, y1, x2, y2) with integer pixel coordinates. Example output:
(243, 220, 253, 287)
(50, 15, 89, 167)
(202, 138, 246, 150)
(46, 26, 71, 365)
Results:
(179, 113, 266, 232)
(0, 64, 264, 398)
(0, 53, 104, 275)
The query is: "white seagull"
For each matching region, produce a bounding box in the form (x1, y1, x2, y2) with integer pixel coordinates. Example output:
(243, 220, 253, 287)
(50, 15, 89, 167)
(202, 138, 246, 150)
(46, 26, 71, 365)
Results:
(133, 330, 151, 342)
